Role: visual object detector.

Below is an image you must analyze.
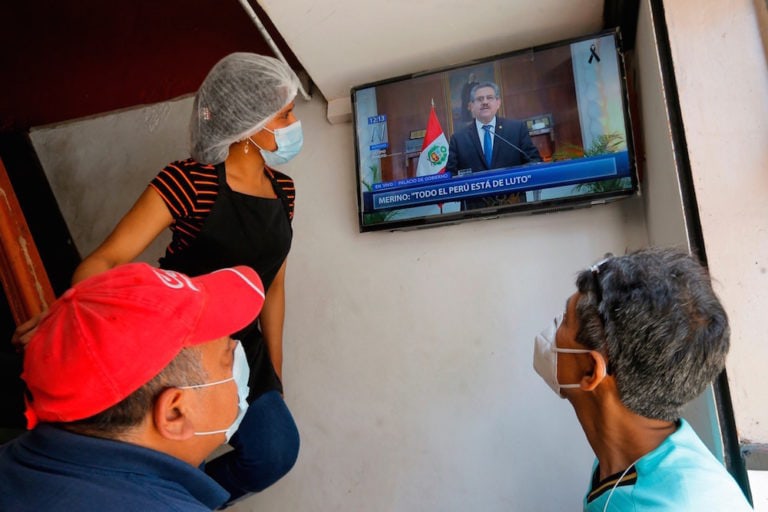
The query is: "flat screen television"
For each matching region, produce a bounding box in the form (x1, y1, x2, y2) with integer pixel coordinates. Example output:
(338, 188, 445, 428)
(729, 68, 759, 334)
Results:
(351, 29, 638, 232)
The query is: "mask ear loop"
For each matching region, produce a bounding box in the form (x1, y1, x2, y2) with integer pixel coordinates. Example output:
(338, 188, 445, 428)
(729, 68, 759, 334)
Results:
(248, 136, 268, 153)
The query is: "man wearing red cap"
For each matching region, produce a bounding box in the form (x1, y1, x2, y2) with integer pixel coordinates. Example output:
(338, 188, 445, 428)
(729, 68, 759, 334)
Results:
(0, 263, 265, 511)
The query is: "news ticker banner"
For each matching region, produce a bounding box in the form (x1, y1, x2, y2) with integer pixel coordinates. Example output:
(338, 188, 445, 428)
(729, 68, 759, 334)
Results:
(363, 151, 630, 211)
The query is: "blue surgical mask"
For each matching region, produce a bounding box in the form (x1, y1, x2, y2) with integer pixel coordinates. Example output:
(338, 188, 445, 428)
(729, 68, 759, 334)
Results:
(180, 341, 250, 442)
(250, 120, 303, 166)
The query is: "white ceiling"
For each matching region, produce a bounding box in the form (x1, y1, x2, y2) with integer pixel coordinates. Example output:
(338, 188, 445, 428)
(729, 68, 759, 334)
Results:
(258, 0, 605, 119)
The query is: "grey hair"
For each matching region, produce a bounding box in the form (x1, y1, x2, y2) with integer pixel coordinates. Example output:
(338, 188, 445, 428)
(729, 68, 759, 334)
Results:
(470, 81, 501, 101)
(62, 347, 207, 439)
(574, 248, 729, 422)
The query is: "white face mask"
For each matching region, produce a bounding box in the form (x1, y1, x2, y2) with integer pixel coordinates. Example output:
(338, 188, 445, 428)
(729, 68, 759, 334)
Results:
(180, 341, 250, 442)
(250, 120, 303, 166)
(533, 314, 591, 397)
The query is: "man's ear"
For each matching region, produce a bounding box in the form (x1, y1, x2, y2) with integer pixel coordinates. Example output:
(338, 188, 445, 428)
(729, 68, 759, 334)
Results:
(580, 351, 607, 391)
(153, 388, 196, 441)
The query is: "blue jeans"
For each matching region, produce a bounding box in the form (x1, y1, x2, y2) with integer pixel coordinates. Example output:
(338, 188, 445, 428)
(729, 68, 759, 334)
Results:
(204, 390, 300, 505)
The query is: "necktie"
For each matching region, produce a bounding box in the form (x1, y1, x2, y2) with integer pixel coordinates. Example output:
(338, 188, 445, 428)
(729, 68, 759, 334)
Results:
(483, 125, 493, 167)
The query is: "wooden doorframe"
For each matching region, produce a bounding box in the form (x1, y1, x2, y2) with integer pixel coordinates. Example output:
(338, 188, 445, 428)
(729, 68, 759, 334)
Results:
(0, 157, 55, 325)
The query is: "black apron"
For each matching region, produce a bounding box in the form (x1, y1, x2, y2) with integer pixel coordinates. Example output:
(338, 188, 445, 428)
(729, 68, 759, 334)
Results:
(160, 163, 292, 398)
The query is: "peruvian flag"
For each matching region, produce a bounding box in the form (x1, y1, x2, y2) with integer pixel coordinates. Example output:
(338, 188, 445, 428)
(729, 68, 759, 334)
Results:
(416, 105, 449, 176)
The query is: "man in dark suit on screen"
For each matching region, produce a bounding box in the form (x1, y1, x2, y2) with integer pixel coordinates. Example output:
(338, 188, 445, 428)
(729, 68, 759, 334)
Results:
(446, 81, 541, 208)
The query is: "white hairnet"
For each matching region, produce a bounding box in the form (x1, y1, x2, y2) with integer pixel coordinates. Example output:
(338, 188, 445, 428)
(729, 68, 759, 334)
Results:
(190, 53, 300, 164)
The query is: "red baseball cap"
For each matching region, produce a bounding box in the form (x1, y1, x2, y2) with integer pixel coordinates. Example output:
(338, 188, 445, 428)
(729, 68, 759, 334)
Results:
(22, 263, 265, 428)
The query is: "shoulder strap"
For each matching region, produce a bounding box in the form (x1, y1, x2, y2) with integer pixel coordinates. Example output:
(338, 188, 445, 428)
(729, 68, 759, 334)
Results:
(264, 167, 294, 222)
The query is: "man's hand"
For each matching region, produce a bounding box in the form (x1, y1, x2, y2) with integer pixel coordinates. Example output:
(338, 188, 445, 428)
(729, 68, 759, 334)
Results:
(11, 311, 46, 352)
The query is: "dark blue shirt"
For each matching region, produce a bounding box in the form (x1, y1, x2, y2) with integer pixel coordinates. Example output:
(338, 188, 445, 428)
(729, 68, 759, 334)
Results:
(0, 424, 229, 511)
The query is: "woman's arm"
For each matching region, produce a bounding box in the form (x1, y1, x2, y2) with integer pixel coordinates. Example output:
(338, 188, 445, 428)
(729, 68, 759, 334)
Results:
(260, 260, 287, 382)
(72, 186, 173, 284)
(12, 187, 173, 350)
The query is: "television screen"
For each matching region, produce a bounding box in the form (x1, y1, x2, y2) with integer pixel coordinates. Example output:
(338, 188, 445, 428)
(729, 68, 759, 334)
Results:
(352, 30, 638, 232)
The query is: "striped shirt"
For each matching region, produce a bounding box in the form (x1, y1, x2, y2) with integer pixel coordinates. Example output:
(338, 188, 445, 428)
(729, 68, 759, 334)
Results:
(150, 159, 295, 258)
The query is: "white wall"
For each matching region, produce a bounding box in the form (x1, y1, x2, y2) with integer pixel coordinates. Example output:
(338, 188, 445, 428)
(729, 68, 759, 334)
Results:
(30, 100, 193, 262)
(662, 0, 768, 450)
(30, 91, 648, 510)
(258, 0, 603, 104)
(634, 1, 688, 249)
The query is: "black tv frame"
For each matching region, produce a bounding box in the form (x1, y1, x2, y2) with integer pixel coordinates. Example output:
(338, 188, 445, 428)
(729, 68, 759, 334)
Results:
(351, 29, 639, 232)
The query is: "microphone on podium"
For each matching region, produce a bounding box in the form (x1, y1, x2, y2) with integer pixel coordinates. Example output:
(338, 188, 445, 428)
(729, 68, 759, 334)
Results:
(483, 125, 538, 164)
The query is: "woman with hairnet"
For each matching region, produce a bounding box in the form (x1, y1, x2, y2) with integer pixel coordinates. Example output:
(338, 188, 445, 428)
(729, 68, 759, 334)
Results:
(72, 53, 303, 505)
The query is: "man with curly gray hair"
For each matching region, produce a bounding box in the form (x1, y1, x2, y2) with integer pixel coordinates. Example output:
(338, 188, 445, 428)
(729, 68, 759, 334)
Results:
(534, 248, 752, 510)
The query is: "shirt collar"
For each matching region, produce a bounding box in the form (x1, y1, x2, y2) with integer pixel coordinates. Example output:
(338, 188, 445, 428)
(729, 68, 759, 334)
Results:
(475, 117, 497, 131)
(23, 425, 230, 508)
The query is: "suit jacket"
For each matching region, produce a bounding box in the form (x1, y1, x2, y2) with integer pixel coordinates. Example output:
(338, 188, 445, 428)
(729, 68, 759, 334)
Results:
(446, 117, 541, 175)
